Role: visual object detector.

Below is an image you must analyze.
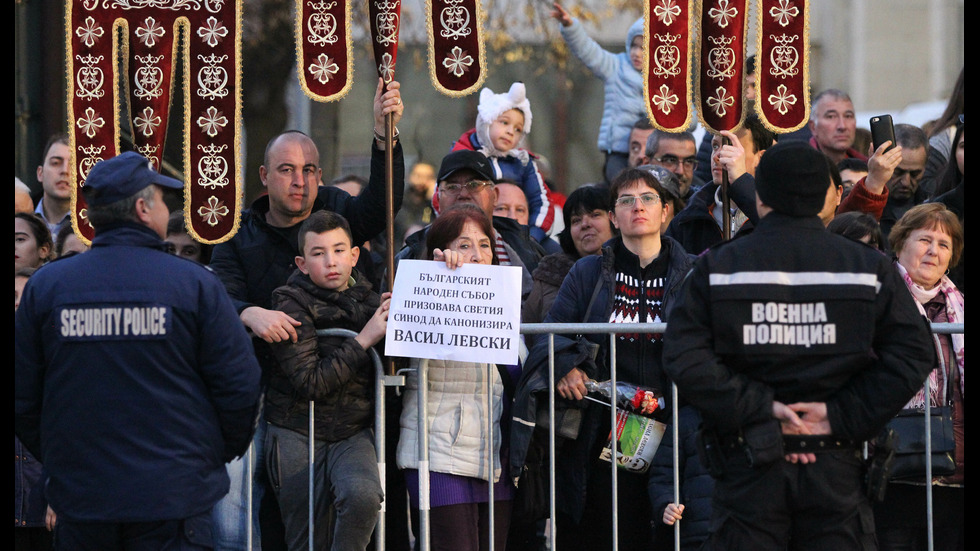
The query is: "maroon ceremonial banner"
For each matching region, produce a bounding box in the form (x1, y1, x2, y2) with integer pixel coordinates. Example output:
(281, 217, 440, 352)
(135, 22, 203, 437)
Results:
(66, 0, 243, 245)
(695, 0, 750, 133)
(426, 0, 485, 96)
(755, 0, 810, 132)
(644, 0, 695, 132)
(370, 0, 401, 82)
(297, 0, 353, 101)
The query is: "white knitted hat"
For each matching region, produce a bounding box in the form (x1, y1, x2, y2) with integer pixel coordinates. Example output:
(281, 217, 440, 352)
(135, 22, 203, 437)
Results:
(477, 82, 532, 135)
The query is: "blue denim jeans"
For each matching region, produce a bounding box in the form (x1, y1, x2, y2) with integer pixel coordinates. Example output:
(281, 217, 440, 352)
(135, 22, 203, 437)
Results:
(265, 425, 383, 551)
(212, 419, 268, 550)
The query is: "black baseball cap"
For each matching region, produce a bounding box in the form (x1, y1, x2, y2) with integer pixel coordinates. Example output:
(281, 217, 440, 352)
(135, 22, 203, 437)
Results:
(437, 150, 495, 182)
(83, 151, 183, 206)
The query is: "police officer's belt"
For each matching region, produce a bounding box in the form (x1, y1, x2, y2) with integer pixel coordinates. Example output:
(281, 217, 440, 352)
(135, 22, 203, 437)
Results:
(782, 435, 860, 453)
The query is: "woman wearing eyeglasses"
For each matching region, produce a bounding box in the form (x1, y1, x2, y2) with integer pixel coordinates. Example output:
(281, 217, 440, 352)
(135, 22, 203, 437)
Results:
(517, 166, 693, 551)
(393, 150, 546, 297)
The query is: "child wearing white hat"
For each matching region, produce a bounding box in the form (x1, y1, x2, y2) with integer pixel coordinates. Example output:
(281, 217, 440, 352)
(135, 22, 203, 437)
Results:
(447, 82, 557, 246)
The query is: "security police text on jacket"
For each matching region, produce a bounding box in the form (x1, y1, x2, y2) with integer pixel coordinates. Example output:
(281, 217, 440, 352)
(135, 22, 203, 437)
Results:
(15, 152, 262, 548)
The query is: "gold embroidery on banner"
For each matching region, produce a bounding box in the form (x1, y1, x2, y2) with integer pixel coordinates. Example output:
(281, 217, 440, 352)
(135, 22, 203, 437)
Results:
(68, 2, 245, 246)
(295, 0, 353, 102)
(754, 0, 810, 134)
(693, 0, 750, 134)
(644, 0, 694, 132)
(426, 0, 486, 97)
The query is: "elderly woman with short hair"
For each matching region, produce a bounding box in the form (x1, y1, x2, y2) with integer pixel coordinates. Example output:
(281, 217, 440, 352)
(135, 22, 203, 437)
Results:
(875, 202, 964, 551)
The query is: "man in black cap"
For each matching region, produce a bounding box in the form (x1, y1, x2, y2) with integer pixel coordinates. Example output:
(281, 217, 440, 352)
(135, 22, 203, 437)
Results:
(15, 151, 262, 550)
(662, 141, 935, 550)
(394, 149, 545, 296)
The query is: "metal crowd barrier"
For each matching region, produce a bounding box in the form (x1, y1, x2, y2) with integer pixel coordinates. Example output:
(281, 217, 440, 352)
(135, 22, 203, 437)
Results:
(521, 322, 667, 551)
(239, 321, 962, 551)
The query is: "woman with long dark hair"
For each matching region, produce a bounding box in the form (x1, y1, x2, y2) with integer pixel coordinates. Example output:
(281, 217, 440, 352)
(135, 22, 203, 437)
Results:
(929, 117, 964, 290)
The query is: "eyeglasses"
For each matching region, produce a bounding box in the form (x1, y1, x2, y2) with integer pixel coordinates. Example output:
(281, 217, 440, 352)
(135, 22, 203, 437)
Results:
(652, 155, 699, 170)
(615, 193, 661, 208)
(440, 181, 493, 194)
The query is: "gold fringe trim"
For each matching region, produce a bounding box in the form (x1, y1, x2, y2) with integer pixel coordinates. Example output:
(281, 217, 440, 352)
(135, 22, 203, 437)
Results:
(185, 1, 245, 245)
(753, 0, 811, 135)
(295, 0, 354, 103)
(426, 0, 487, 98)
(644, 0, 695, 133)
(693, 0, 751, 135)
(68, 11, 128, 247)
(67, 3, 246, 246)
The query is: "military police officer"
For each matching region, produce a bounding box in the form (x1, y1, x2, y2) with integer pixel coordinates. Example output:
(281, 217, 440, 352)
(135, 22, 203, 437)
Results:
(663, 141, 934, 550)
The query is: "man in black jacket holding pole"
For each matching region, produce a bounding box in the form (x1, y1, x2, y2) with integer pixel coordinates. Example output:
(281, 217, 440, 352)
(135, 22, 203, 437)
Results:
(208, 78, 405, 550)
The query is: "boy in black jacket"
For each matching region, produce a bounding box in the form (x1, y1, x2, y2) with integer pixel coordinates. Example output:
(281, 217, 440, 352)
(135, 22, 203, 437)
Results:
(266, 210, 391, 551)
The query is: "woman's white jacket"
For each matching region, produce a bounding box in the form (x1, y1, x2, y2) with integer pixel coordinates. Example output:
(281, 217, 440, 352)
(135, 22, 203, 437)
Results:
(396, 357, 503, 482)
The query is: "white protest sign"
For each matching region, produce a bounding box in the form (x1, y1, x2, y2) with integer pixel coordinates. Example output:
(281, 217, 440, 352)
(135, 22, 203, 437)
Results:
(385, 259, 522, 365)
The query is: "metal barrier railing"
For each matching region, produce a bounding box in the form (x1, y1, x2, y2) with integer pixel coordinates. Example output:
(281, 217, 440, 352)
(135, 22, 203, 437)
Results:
(521, 322, 666, 551)
(240, 321, 963, 551)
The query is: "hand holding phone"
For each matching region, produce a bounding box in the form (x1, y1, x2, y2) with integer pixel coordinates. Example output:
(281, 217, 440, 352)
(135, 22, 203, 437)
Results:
(870, 115, 896, 153)
(865, 114, 903, 194)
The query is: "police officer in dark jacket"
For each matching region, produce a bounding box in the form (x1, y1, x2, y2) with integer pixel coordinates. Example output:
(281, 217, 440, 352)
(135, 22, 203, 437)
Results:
(663, 141, 935, 550)
(14, 152, 263, 550)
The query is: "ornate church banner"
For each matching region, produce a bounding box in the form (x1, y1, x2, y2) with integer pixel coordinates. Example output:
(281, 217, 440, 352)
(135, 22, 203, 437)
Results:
(296, 0, 354, 101)
(644, 0, 695, 132)
(370, 0, 401, 83)
(426, 0, 486, 96)
(694, 0, 750, 133)
(67, 0, 243, 245)
(755, 0, 810, 132)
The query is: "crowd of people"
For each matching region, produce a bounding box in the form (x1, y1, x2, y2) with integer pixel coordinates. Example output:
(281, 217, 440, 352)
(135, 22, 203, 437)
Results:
(16, 5, 963, 550)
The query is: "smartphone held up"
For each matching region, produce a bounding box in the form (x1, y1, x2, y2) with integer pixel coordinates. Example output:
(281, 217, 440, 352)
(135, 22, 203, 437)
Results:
(870, 115, 896, 153)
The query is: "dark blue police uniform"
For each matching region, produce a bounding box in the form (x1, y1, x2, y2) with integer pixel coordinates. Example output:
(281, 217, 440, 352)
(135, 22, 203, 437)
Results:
(15, 221, 262, 548)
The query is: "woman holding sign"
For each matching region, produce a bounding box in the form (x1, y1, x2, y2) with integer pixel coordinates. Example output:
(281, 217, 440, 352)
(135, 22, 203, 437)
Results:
(395, 203, 520, 551)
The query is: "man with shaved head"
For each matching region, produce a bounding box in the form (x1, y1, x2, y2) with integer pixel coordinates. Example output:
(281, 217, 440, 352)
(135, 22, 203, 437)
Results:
(208, 79, 405, 549)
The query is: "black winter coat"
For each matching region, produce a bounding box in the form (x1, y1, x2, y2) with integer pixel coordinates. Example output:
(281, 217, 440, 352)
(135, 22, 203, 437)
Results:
(664, 213, 936, 442)
(266, 270, 380, 442)
(664, 175, 758, 256)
